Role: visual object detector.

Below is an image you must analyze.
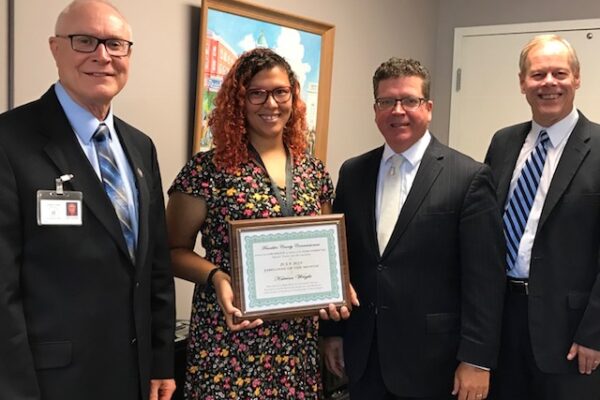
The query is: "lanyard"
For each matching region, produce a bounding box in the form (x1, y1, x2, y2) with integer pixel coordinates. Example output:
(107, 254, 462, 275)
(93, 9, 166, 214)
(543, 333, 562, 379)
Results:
(248, 143, 295, 217)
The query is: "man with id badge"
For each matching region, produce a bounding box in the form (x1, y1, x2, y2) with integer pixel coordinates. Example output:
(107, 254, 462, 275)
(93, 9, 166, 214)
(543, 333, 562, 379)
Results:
(0, 1, 175, 400)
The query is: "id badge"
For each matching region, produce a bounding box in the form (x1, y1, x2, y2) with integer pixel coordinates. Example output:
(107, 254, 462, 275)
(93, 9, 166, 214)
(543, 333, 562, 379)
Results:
(36, 174, 83, 226)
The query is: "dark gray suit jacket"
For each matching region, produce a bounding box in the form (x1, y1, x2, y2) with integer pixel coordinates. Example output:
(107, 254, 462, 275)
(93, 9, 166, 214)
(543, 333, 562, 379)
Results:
(322, 136, 506, 397)
(485, 111, 600, 373)
(0, 87, 175, 400)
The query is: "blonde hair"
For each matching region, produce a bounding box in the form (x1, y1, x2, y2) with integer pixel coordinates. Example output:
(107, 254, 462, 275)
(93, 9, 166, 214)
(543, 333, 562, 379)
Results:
(519, 34, 579, 75)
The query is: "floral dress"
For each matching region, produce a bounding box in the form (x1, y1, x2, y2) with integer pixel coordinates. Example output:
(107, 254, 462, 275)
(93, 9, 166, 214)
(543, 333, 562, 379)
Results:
(169, 149, 334, 399)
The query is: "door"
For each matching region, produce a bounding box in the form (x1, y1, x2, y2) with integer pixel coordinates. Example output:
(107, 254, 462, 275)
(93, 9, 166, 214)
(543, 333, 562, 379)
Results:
(449, 20, 600, 161)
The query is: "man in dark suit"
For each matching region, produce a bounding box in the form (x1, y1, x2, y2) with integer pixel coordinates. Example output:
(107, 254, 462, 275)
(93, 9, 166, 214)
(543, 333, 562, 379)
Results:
(485, 34, 600, 400)
(321, 58, 506, 400)
(0, 1, 175, 399)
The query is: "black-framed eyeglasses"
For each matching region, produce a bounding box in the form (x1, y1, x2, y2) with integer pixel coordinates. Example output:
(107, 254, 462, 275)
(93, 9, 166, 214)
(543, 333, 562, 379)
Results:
(246, 86, 292, 105)
(56, 34, 133, 56)
(375, 96, 427, 111)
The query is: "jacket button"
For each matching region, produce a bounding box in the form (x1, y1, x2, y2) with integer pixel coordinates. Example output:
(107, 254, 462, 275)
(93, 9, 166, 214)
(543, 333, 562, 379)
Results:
(131, 338, 137, 345)
(377, 264, 384, 271)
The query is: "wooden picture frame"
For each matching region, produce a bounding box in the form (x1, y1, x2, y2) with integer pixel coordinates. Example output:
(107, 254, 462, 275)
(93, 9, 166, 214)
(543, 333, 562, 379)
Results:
(193, 0, 335, 162)
(1, 0, 14, 112)
(228, 214, 350, 322)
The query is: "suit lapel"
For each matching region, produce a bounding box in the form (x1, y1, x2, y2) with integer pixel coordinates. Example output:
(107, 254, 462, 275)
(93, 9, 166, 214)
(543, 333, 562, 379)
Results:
(39, 88, 132, 262)
(538, 113, 591, 229)
(115, 118, 149, 269)
(496, 124, 530, 207)
(364, 148, 384, 260)
(381, 138, 443, 258)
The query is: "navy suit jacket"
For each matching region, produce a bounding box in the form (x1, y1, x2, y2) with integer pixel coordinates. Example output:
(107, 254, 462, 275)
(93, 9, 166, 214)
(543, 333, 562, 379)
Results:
(0, 87, 175, 400)
(322, 136, 506, 397)
(485, 111, 600, 373)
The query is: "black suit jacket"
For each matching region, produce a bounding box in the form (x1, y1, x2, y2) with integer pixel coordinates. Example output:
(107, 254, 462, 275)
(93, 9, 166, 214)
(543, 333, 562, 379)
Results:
(485, 111, 600, 374)
(0, 87, 175, 400)
(322, 136, 506, 397)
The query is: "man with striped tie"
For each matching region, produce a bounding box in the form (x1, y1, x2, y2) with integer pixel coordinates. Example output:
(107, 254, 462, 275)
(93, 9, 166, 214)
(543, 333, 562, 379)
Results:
(485, 34, 600, 399)
(0, 1, 175, 400)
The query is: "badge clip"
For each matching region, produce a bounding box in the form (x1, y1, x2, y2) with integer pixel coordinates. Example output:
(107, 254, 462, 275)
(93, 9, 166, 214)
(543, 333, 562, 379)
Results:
(55, 174, 74, 195)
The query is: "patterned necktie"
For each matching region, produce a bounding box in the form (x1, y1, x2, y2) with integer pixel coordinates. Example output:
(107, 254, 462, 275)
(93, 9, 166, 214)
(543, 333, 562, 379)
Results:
(93, 124, 136, 262)
(378, 154, 404, 255)
(503, 130, 550, 271)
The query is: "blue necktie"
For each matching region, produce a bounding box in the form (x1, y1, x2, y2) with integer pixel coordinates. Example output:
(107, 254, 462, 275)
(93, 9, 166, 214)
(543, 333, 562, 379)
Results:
(93, 124, 136, 262)
(503, 130, 550, 271)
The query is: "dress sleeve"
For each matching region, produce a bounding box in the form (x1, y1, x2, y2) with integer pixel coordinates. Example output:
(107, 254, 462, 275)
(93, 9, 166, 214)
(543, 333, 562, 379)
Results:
(313, 157, 334, 204)
(168, 151, 215, 201)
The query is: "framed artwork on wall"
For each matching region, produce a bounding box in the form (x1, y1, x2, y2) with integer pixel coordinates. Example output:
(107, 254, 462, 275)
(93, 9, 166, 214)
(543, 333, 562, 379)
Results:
(193, 0, 335, 162)
(1, 0, 14, 112)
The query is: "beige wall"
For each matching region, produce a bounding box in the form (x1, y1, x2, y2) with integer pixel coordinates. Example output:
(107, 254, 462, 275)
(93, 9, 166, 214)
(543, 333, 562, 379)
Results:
(431, 0, 600, 143)
(10, 0, 439, 318)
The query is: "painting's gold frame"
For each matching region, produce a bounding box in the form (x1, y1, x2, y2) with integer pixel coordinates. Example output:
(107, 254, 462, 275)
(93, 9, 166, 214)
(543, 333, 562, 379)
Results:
(194, 0, 335, 162)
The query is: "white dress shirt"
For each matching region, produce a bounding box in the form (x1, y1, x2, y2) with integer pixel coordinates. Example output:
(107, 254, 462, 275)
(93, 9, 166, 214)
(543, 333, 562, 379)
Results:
(505, 108, 578, 279)
(376, 131, 431, 227)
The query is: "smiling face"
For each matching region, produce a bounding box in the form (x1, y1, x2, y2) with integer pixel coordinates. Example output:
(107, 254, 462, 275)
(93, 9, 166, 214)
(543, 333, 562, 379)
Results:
(374, 75, 432, 153)
(49, 1, 132, 119)
(244, 66, 293, 146)
(520, 40, 580, 127)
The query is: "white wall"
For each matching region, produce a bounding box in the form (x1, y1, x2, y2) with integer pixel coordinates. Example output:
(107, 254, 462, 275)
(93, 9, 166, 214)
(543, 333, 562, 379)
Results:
(10, 0, 439, 319)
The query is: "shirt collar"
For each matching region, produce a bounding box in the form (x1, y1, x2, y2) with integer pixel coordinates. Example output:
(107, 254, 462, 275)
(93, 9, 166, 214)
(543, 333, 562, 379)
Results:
(54, 81, 115, 144)
(382, 130, 432, 168)
(531, 107, 579, 149)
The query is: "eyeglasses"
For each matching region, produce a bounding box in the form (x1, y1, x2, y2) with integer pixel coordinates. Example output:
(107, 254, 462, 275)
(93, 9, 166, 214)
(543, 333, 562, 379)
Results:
(55, 34, 133, 56)
(375, 96, 427, 111)
(246, 86, 292, 105)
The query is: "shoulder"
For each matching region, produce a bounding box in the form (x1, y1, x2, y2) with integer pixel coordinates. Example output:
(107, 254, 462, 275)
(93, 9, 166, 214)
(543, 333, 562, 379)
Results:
(428, 136, 481, 168)
(0, 97, 44, 137)
(427, 137, 492, 185)
(575, 111, 600, 137)
(490, 121, 530, 144)
(340, 146, 383, 173)
(114, 116, 153, 146)
(183, 149, 217, 172)
(0, 93, 59, 153)
(168, 149, 218, 196)
(298, 154, 328, 173)
(0, 86, 62, 127)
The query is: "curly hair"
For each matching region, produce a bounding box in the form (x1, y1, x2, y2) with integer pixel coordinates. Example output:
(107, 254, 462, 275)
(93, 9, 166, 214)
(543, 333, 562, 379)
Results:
(209, 48, 307, 171)
(372, 57, 431, 100)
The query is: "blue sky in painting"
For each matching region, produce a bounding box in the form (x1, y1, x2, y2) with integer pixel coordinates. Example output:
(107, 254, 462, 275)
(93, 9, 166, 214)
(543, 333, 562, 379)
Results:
(207, 9, 322, 93)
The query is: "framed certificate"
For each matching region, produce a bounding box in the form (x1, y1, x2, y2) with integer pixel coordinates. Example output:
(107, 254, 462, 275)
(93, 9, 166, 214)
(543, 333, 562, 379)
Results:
(228, 214, 350, 321)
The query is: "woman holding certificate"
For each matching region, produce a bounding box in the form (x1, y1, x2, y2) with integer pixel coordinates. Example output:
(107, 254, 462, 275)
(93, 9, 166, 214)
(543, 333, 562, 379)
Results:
(167, 48, 343, 399)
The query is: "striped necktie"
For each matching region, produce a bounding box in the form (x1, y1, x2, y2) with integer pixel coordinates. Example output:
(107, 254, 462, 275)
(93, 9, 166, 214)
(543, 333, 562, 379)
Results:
(93, 123, 136, 262)
(503, 130, 550, 271)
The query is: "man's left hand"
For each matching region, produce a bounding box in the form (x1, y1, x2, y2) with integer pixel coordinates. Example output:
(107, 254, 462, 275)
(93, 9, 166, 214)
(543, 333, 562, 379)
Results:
(452, 362, 489, 400)
(150, 379, 176, 400)
(567, 342, 600, 374)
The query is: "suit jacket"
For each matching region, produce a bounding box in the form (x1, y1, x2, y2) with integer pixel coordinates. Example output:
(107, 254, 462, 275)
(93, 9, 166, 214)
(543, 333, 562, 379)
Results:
(0, 87, 175, 400)
(321, 136, 506, 397)
(485, 111, 600, 374)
